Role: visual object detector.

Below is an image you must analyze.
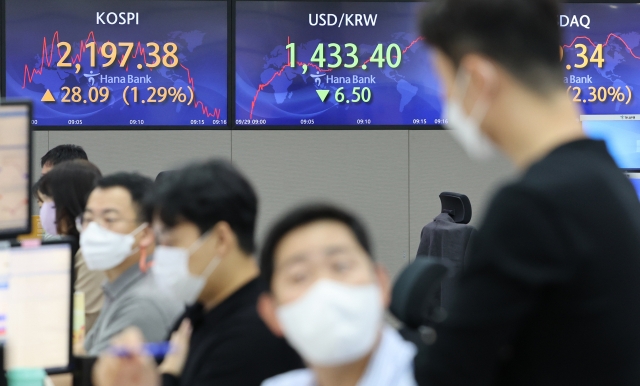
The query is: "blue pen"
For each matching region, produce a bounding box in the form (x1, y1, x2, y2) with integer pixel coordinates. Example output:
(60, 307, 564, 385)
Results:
(110, 341, 173, 358)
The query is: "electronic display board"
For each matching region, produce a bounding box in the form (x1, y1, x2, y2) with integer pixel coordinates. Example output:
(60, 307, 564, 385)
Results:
(562, 3, 640, 168)
(624, 171, 640, 199)
(235, 1, 444, 127)
(3, 0, 228, 128)
(0, 101, 31, 238)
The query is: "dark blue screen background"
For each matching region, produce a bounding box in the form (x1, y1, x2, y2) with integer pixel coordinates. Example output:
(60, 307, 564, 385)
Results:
(563, 4, 640, 168)
(4, 0, 227, 127)
(235, 1, 444, 126)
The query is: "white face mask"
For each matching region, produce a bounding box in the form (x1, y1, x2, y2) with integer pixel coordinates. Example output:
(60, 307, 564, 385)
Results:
(80, 222, 147, 271)
(152, 231, 221, 305)
(276, 279, 383, 367)
(444, 68, 498, 160)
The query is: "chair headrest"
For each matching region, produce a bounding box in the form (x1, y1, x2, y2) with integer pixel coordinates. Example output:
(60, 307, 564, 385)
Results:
(155, 170, 176, 183)
(390, 257, 448, 329)
(439, 192, 472, 224)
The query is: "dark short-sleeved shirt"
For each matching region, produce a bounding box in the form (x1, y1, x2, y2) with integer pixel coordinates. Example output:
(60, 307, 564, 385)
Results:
(416, 140, 640, 385)
(162, 278, 304, 386)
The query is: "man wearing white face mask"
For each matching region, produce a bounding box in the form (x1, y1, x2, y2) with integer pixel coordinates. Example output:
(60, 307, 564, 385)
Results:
(257, 204, 417, 386)
(414, 0, 640, 385)
(80, 173, 182, 356)
(92, 160, 302, 386)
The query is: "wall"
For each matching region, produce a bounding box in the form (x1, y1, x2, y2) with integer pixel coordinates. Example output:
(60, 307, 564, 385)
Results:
(33, 129, 514, 278)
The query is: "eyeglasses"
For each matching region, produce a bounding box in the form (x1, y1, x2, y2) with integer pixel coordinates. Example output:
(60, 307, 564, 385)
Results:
(76, 214, 138, 232)
(275, 246, 363, 282)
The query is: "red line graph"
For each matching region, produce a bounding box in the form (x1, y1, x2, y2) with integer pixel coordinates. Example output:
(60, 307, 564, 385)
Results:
(563, 33, 640, 60)
(249, 36, 425, 120)
(22, 31, 221, 119)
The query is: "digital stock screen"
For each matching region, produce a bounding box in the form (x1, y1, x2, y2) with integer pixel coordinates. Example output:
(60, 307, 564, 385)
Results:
(625, 171, 640, 200)
(3, 0, 228, 127)
(562, 3, 640, 168)
(235, 1, 444, 127)
(0, 103, 30, 237)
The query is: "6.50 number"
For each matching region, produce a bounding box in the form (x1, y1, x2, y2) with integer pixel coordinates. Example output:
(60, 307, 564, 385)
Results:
(335, 87, 372, 103)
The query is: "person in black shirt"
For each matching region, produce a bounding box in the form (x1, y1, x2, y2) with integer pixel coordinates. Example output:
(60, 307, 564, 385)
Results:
(93, 159, 303, 386)
(414, 0, 640, 385)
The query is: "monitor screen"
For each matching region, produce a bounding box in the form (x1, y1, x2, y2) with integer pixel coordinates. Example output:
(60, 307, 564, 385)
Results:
(3, 0, 228, 128)
(0, 102, 30, 237)
(1, 242, 72, 372)
(562, 3, 640, 168)
(625, 171, 640, 199)
(235, 1, 444, 127)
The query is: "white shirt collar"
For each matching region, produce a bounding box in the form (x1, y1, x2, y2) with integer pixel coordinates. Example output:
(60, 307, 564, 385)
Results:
(262, 326, 417, 386)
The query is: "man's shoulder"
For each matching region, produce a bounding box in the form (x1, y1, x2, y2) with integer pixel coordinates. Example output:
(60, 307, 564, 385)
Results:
(486, 156, 617, 215)
(117, 276, 182, 316)
(192, 306, 302, 365)
(521, 139, 619, 194)
(261, 369, 314, 386)
(211, 306, 289, 346)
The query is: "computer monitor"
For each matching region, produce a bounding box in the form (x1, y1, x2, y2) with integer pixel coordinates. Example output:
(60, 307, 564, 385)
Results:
(235, 1, 444, 128)
(3, 0, 228, 128)
(1, 240, 73, 373)
(0, 100, 32, 238)
(624, 171, 640, 200)
(561, 3, 640, 168)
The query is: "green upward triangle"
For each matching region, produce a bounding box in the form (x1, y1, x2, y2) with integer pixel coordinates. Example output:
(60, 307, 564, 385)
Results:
(316, 89, 330, 103)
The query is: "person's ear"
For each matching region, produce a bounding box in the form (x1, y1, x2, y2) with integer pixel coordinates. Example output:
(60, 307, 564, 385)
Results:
(139, 225, 154, 249)
(375, 264, 392, 309)
(59, 216, 72, 235)
(210, 221, 235, 258)
(460, 54, 499, 107)
(257, 293, 285, 337)
(137, 225, 155, 272)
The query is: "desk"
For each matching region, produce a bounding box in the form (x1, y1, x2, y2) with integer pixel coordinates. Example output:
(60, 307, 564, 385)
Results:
(50, 374, 72, 386)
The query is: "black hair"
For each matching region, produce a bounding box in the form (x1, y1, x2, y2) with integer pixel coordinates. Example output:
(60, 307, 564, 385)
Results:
(260, 204, 372, 290)
(31, 180, 42, 203)
(96, 172, 154, 223)
(145, 159, 258, 254)
(38, 160, 102, 237)
(40, 144, 88, 168)
(155, 170, 176, 183)
(420, 0, 564, 94)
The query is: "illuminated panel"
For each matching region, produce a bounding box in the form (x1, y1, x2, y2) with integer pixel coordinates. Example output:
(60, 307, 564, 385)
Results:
(235, 2, 444, 127)
(0, 105, 29, 235)
(5, 244, 71, 371)
(4, 0, 227, 127)
(562, 4, 640, 168)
